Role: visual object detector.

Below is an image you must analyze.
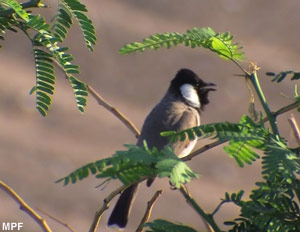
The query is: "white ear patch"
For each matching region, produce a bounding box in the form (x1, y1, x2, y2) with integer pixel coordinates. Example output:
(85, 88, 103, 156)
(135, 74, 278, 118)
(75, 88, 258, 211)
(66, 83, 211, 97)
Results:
(180, 83, 200, 108)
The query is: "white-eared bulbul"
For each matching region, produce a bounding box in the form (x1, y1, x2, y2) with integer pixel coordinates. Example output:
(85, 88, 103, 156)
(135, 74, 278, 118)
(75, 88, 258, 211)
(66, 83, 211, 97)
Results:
(108, 68, 215, 228)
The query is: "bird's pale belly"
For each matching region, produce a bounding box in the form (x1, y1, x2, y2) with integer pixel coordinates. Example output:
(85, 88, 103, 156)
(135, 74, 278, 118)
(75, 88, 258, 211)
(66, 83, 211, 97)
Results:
(178, 111, 200, 158)
(178, 139, 197, 158)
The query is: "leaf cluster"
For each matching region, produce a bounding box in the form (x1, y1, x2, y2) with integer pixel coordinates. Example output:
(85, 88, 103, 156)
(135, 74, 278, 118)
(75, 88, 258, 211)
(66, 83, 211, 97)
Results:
(162, 113, 300, 231)
(162, 115, 266, 167)
(57, 143, 198, 189)
(0, 0, 97, 115)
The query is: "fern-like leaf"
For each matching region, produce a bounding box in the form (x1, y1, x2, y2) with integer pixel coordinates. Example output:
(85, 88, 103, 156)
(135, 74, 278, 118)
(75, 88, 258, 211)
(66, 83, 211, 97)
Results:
(266, 71, 300, 83)
(57, 144, 198, 188)
(2, 0, 29, 21)
(119, 27, 244, 61)
(162, 115, 266, 167)
(56, 144, 157, 186)
(68, 76, 88, 113)
(52, 4, 72, 42)
(145, 219, 198, 232)
(262, 139, 300, 183)
(156, 146, 198, 188)
(32, 48, 55, 116)
(53, 0, 97, 51)
(28, 14, 88, 114)
(224, 190, 245, 204)
(224, 140, 262, 167)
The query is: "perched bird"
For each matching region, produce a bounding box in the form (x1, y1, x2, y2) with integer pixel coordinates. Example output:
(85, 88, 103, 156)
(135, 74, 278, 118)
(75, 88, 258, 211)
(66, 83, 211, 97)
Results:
(108, 68, 216, 228)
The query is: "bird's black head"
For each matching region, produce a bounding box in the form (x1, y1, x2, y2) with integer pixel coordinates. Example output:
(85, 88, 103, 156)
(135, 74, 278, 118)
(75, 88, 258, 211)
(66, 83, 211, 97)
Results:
(170, 68, 216, 110)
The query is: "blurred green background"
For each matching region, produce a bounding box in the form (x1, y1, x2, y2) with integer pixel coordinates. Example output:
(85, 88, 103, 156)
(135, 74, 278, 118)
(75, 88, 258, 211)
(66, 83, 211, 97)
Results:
(1, 0, 300, 231)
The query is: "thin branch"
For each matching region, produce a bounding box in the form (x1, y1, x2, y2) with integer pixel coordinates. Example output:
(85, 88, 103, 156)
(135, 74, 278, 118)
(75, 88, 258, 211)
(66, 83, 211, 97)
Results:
(179, 185, 221, 232)
(89, 177, 148, 232)
(88, 184, 129, 232)
(136, 190, 163, 232)
(0, 180, 52, 232)
(271, 101, 300, 121)
(231, 59, 249, 76)
(288, 114, 300, 145)
(179, 185, 219, 232)
(87, 85, 140, 139)
(211, 200, 227, 216)
(36, 208, 76, 232)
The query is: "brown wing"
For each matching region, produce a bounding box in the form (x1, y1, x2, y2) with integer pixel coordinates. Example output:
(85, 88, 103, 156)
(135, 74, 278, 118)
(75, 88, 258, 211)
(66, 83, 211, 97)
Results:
(171, 108, 199, 157)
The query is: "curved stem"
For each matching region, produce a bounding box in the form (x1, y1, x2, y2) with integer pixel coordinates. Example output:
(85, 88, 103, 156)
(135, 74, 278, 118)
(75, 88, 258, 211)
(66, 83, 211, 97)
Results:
(179, 185, 221, 232)
(87, 85, 140, 139)
(136, 190, 163, 232)
(89, 184, 128, 232)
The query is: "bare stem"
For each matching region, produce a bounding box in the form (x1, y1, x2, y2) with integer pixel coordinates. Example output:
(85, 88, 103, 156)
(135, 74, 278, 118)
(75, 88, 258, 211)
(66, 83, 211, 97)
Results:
(36, 208, 76, 232)
(136, 190, 163, 232)
(271, 101, 300, 121)
(0, 180, 52, 232)
(89, 184, 129, 232)
(87, 85, 140, 139)
(89, 178, 147, 232)
(179, 185, 220, 232)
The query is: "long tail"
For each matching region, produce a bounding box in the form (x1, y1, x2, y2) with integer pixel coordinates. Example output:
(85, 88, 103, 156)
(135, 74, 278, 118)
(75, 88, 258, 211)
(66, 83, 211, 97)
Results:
(107, 183, 138, 228)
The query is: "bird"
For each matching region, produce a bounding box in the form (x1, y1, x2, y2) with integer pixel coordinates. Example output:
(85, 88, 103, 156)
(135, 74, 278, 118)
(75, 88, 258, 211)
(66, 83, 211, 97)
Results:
(107, 68, 216, 228)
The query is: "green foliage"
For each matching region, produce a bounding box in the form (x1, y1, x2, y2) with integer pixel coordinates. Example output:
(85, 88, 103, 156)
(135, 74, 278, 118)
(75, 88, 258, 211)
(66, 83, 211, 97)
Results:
(162, 115, 266, 167)
(3, 2, 300, 231)
(163, 112, 300, 230)
(119, 27, 244, 61)
(0, 0, 96, 115)
(57, 144, 198, 188)
(2, 0, 30, 21)
(266, 70, 300, 83)
(52, 0, 96, 51)
(145, 219, 198, 232)
(32, 48, 55, 116)
(224, 180, 300, 231)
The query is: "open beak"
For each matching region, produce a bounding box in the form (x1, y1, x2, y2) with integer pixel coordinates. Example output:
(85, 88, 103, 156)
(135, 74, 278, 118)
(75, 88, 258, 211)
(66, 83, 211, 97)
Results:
(202, 82, 216, 91)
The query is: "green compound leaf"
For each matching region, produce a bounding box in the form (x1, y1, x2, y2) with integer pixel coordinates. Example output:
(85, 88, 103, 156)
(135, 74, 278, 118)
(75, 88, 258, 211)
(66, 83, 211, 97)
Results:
(156, 147, 198, 188)
(32, 49, 55, 116)
(162, 115, 267, 167)
(52, 0, 97, 51)
(267, 70, 300, 83)
(120, 27, 245, 61)
(68, 76, 88, 113)
(57, 144, 198, 188)
(2, 0, 30, 22)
